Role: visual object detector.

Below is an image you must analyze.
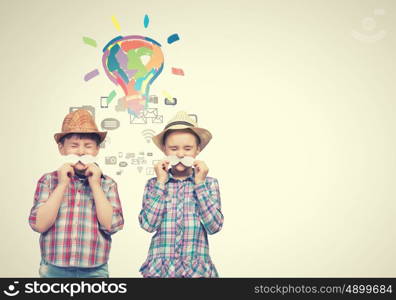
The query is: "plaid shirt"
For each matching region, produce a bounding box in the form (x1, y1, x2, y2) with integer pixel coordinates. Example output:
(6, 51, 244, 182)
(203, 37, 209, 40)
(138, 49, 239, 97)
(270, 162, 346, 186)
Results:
(29, 171, 124, 268)
(139, 170, 224, 277)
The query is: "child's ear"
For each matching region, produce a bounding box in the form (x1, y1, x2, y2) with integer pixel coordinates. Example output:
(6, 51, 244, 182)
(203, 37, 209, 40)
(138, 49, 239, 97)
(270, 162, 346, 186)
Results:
(58, 142, 64, 155)
(93, 144, 100, 155)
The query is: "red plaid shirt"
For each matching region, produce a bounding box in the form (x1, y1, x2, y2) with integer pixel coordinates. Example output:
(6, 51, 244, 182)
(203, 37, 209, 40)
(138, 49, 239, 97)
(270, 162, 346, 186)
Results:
(29, 171, 124, 268)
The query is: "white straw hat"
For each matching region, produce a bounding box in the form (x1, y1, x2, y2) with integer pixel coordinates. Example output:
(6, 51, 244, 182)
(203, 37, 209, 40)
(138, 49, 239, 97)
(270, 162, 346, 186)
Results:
(152, 111, 212, 152)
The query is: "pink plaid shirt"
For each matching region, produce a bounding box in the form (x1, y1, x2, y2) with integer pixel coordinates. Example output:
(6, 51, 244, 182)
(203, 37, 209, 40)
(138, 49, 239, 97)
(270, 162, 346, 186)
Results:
(29, 171, 124, 268)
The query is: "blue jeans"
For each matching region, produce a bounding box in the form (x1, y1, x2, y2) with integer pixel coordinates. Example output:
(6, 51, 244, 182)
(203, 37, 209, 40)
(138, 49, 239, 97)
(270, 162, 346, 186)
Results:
(39, 260, 109, 278)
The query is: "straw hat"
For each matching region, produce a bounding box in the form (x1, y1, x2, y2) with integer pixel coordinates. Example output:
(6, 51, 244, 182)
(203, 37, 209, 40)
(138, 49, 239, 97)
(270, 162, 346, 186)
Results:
(54, 109, 107, 144)
(152, 111, 212, 152)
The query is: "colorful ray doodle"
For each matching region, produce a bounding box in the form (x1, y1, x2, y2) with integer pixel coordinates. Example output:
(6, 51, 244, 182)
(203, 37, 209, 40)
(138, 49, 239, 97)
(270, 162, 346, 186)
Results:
(102, 35, 164, 116)
(167, 33, 180, 44)
(107, 90, 117, 104)
(82, 37, 97, 47)
(144, 14, 149, 28)
(84, 69, 99, 81)
(171, 67, 184, 76)
(111, 15, 121, 31)
(162, 90, 173, 100)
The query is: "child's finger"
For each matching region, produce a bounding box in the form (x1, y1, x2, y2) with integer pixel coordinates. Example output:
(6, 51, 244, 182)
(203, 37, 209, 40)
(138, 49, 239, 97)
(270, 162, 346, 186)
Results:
(84, 167, 93, 177)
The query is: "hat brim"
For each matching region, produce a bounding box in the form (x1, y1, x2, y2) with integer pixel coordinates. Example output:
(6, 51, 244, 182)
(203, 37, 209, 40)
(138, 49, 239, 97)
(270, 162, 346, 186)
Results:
(152, 125, 212, 153)
(54, 131, 107, 144)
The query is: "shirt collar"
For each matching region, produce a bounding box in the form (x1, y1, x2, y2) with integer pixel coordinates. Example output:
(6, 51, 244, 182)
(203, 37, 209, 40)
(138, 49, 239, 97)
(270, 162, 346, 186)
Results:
(54, 164, 106, 185)
(70, 174, 106, 185)
(167, 168, 195, 183)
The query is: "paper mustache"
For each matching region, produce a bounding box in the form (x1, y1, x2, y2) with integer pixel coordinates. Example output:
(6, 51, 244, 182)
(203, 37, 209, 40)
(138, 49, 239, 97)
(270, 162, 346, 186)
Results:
(59, 154, 98, 177)
(60, 154, 98, 165)
(167, 155, 195, 167)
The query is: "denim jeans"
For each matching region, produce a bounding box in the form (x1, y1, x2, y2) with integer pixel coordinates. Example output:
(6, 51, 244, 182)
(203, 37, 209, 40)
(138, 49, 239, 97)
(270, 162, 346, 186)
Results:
(39, 260, 109, 278)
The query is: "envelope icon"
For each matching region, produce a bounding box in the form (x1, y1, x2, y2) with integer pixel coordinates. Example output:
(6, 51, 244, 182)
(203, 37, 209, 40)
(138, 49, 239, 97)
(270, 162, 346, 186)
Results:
(130, 112, 147, 124)
(164, 98, 177, 105)
(152, 115, 163, 123)
(144, 108, 158, 119)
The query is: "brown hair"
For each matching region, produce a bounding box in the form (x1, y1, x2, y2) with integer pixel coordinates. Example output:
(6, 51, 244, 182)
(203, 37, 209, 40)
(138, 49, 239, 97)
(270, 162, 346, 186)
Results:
(162, 128, 201, 147)
(59, 133, 101, 146)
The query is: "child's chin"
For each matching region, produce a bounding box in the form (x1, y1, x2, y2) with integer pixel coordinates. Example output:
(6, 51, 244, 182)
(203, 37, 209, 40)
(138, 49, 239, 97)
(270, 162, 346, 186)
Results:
(176, 165, 191, 172)
(74, 165, 88, 173)
(175, 165, 186, 172)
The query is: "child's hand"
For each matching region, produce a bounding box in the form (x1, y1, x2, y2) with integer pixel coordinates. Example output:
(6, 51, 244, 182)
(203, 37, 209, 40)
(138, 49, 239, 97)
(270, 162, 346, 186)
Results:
(86, 163, 102, 186)
(193, 160, 209, 184)
(57, 163, 74, 185)
(155, 159, 170, 184)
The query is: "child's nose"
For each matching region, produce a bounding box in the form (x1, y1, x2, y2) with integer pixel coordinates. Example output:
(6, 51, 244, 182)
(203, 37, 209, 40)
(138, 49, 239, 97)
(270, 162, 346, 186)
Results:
(77, 147, 85, 155)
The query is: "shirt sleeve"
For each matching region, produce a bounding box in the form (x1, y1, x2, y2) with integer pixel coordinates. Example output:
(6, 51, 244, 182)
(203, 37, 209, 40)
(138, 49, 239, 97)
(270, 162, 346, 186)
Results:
(99, 181, 124, 235)
(28, 174, 51, 233)
(138, 179, 167, 233)
(194, 178, 224, 235)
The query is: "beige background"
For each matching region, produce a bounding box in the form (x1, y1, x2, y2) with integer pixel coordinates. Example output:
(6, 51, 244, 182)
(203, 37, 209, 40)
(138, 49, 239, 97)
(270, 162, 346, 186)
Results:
(0, 0, 395, 277)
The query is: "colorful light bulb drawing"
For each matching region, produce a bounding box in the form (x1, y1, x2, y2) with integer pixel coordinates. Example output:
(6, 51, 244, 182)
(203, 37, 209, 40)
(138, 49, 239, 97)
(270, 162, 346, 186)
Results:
(102, 35, 164, 116)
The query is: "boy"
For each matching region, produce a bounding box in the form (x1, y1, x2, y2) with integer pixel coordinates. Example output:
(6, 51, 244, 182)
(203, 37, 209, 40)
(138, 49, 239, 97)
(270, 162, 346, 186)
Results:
(29, 109, 124, 278)
(139, 111, 224, 277)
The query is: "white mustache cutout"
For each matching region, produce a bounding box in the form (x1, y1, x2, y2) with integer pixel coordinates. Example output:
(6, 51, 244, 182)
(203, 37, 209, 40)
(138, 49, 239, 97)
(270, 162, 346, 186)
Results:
(167, 155, 195, 168)
(61, 154, 97, 165)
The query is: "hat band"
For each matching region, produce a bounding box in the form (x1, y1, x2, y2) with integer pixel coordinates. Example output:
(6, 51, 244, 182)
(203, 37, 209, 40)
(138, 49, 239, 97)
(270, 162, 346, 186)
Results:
(164, 121, 194, 130)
